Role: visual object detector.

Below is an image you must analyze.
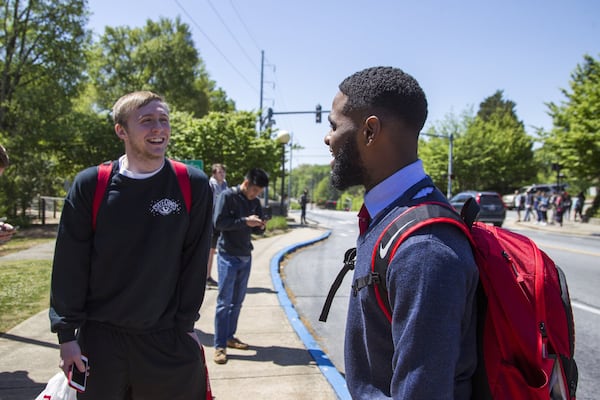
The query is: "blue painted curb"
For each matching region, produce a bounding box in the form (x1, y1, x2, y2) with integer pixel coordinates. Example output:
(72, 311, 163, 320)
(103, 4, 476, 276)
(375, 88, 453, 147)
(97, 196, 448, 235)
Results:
(269, 230, 351, 400)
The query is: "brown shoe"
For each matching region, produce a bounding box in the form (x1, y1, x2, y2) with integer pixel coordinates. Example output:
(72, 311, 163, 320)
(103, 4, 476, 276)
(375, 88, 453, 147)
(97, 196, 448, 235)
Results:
(213, 347, 227, 364)
(226, 337, 249, 350)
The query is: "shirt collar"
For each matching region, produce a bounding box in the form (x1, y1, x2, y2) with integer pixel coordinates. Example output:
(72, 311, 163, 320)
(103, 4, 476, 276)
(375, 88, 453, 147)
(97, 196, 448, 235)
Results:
(363, 159, 427, 220)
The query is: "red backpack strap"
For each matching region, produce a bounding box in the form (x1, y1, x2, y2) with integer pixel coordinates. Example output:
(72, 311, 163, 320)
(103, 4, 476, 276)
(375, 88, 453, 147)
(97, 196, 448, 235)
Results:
(367, 202, 472, 322)
(169, 159, 191, 213)
(93, 161, 114, 231)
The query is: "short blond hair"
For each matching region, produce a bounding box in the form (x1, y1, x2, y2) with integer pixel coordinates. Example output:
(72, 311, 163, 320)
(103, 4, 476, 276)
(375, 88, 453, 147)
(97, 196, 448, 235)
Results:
(112, 91, 169, 127)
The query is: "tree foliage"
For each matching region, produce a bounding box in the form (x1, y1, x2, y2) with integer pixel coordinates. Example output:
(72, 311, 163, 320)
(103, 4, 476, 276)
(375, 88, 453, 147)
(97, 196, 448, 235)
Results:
(543, 54, 600, 189)
(0, 0, 89, 219)
(169, 110, 281, 186)
(452, 92, 535, 194)
(86, 17, 233, 117)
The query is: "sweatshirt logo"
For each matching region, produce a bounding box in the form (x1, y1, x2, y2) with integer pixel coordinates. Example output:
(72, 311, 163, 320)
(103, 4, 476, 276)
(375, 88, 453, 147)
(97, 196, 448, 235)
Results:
(150, 198, 183, 216)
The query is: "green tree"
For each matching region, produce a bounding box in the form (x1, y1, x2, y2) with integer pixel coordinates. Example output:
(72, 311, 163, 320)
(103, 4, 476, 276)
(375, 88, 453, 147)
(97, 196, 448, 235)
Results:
(451, 92, 535, 194)
(544, 54, 600, 193)
(87, 17, 232, 117)
(419, 108, 474, 196)
(169, 110, 281, 186)
(0, 0, 89, 219)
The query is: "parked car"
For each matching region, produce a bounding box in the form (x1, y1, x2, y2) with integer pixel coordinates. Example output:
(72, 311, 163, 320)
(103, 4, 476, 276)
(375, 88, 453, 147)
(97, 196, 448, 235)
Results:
(450, 191, 506, 227)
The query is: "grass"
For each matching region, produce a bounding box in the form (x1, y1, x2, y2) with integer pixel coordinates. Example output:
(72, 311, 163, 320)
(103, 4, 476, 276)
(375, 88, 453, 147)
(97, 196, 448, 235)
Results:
(0, 224, 57, 332)
(0, 259, 52, 333)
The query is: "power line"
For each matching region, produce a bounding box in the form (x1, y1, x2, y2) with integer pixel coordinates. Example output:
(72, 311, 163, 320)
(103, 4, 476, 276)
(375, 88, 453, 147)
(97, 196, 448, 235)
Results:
(206, 0, 260, 73)
(229, 0, 262, 52)
(173, 0, 258, 93)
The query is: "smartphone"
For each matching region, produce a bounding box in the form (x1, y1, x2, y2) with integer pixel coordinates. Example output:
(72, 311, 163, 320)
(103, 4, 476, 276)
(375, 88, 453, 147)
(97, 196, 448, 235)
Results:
(68, 355, 88, 392)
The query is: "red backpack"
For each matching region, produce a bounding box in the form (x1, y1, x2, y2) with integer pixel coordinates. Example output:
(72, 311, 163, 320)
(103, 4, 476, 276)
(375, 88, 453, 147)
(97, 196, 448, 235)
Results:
(92, 159, 213, 400)
(320, 199, 578, 399)
(92, 159, 192, 230)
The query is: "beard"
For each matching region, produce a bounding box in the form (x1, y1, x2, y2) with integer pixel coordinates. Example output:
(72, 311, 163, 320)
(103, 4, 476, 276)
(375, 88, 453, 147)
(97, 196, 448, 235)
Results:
(330, 136, 365, 190)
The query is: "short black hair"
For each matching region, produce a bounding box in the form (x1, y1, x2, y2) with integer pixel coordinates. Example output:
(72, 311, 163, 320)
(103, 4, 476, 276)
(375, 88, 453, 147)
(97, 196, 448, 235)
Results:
(339, 66, 428, 132)
(246, 168, 269, 188)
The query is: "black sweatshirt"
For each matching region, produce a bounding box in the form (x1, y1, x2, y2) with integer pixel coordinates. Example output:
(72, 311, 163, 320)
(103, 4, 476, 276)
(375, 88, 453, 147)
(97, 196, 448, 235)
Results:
(50, 159, 213, 343)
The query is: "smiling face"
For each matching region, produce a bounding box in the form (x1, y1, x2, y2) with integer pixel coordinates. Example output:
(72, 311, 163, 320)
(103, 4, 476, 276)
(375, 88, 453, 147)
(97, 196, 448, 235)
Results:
(324, 91, 366, 190)
(115, 99, 170, 172)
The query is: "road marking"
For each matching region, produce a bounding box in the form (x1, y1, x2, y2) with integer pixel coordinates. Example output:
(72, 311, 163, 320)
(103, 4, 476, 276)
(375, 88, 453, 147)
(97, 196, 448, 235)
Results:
(572, 301, 600, 316)
(534, 242, 600, 257)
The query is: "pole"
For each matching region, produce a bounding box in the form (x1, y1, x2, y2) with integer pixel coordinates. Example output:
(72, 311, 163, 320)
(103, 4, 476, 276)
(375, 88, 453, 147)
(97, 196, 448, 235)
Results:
(259, 50, 264, 129)
(447, 133, 454, 198)
(280, 145, 286, 215)
(287, 133, 293, 204)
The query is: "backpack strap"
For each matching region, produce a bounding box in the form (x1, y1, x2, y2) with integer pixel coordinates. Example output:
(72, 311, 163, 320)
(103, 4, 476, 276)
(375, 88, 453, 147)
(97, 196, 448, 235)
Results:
(365, 202, 474, 322)
(319, 248, 357, 322)
(169, 159, 191, 213)
(92, 159, 192, 231)
(93, 161, 114, 231)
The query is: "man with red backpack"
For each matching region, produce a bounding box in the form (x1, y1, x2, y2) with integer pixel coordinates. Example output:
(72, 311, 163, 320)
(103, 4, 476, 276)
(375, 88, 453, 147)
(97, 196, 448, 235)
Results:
(324, 67, 479, 398)
(49, 91, 213, 399)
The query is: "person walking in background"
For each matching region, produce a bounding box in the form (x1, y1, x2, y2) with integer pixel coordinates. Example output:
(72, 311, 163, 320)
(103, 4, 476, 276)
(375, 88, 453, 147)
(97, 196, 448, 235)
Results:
(574, 191, 585, 222)
(514, 189, 523, 222)
(0, 145, 16, 244)
(212, 168, 269, 364)
(300, 189, 309, 224)
(324, 67, 478, 398)
(563, 191, 572, 221)
(523, 189, 534, 222)
(554, 191, 566, 227)
(49, 91, 214, 399)
(207, 163, 228, 287)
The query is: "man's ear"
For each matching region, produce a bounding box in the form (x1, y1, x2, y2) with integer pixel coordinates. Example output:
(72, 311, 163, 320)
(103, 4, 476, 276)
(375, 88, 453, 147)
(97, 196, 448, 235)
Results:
(363, 115, 381, 145)
(114, 124, 127, 140)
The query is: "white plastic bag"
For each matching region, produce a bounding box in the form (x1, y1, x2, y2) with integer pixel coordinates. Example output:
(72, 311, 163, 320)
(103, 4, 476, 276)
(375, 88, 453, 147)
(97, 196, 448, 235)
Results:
(35, 372, 77, 400)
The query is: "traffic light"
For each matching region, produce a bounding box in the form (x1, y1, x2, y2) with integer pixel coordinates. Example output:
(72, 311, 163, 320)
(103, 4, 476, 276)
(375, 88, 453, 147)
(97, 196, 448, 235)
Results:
(315, 104, 322, 123)
(267, 107, 273, 121)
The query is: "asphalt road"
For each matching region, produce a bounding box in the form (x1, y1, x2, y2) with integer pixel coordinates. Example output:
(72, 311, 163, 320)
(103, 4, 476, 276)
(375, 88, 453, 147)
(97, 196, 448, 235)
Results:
(284, 208, 600, 399)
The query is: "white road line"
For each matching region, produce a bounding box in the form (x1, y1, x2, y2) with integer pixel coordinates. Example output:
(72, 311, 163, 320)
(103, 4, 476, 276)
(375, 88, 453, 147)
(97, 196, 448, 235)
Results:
(572, 301, 600, 316)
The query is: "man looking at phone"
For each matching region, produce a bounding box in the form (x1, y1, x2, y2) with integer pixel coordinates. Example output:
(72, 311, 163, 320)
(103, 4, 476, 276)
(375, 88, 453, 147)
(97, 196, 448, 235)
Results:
(212, 168, 268, 364)
(49, 91, 213, 399)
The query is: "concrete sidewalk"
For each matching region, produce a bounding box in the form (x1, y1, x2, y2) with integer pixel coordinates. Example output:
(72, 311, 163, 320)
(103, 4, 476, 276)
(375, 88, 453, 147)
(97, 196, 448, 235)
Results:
(0, 224, 342, 400)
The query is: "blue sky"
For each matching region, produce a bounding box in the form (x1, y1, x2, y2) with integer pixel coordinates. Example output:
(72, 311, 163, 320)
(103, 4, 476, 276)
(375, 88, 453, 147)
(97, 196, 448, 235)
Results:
(87, 0, 599, 168)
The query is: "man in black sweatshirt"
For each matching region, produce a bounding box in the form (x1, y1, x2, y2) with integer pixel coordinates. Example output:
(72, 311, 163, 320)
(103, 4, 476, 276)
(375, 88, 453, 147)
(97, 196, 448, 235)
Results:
(50, 91, 213, 399)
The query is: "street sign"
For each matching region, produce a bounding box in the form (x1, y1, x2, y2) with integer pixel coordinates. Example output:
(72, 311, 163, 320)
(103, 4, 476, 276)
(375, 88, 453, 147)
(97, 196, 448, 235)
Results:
(181, 159, 204, 170)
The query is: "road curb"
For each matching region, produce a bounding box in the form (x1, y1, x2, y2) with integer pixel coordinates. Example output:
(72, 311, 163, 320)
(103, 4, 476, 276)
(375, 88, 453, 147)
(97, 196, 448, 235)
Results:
(269, 229, 351, 400)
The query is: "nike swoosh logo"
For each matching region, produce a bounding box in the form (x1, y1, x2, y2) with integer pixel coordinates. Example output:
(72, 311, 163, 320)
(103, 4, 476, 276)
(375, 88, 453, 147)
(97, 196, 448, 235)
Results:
(379, 220, 415, 259)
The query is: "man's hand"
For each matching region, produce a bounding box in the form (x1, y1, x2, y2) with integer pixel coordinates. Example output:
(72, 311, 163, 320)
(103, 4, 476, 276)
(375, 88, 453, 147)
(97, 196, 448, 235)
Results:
(59, 340, 85, 376)
(245, 215, 266, 230)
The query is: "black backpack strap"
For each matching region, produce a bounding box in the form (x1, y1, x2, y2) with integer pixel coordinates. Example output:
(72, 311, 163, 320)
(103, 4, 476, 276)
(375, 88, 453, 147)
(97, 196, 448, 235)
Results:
(319, 248, 357, 322)
(460, 197, 480, 228)
(363, 203, 469, 321)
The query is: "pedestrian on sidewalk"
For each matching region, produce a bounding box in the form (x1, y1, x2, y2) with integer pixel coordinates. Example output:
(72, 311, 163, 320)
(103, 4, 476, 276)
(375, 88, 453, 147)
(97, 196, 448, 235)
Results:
(300, 189, 309, 224)
(212, 168, 269, 364)
(324, 67, 478, 399)
(207, 163, 228, 287)
(49, 91, 213, 399)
